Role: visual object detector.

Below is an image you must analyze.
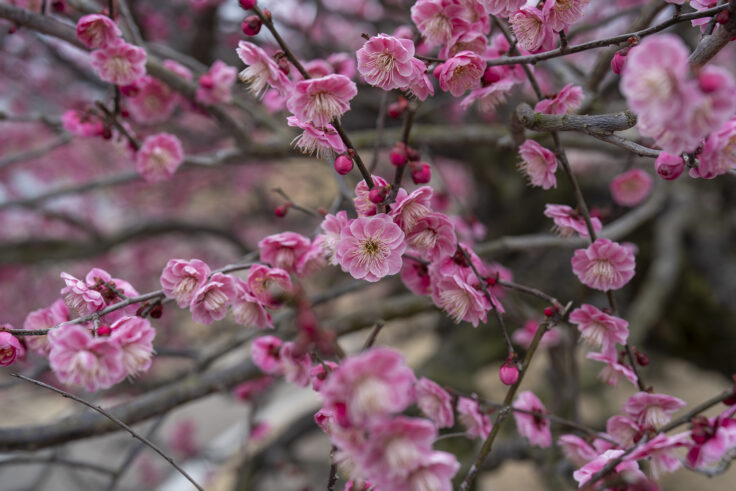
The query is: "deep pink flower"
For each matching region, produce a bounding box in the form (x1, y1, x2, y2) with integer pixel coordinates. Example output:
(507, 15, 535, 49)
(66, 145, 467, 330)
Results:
(76, 14, 121, 49)
(693, 118, 736, 179)
(544, 204, 602, 238)
(390, 186, 433, 232)
(606, 414, 641, 446)
(571, 238, 636, 291)
(236, 40, 291, 98)
(434, 271, 492, 326)
(251, 335, 284, 375)
(110, 315, 156, 376)
(686, 407, 736, 469)
(485, 0, 526, 17)
(0, 329, 25, 366)
(610, 169, 653, 207)
(517, 139, 557, 189)
(510, 6, 556, 53)
(232, 280, 273, 329)
(48, 324, 126, 391)
(189, 273, 237, 325)
(61, 110, 105, 137)
(245, 264, 293, 308)
(569, 304, 629, 356)
(573, 449, 645, 488)
(654, 152, 686, 180)
(415, 377, 454, 428)
(135, 133, 184, 182)
(127, 77, 177, 125)
(411, 0, 471, 46)
(512, 319, 563, 349)
(295, 237, 327, 278)
(287, 74, 357, 127)
(79, 268, 139, 322)
(310, 360, 337, 392)
(434, 51, 484, 97)
(623, 392, 686, 428)
(542, 0, 590, 32)
(195, 60, 236, 105)
(628, 433, 689, 479)
(405, 212, 456, 260)
(457, 396, 492, 439)
(406, 58, 435, 101)
(587, 351, 638, 387)
(513, 390, 552, 447)
(356, 34, 421, 91)
(336, 214, 407, 282)
(60, 272, 105, 316)
(440, 30, 487, 59)
(91, 39, 147, 86)
(499, 358, 519, 385)
(400, 256, 432, 296)
(160, 259, 211, 308)
(320, 347, 416, 427)
(320, 211, 350, 265)
(287, 116, 347, 159)
(258, 232, 311, 273)
(281, 342, 312, 387)
(687, 66, 736, 144)
(534, 84, 584, 115)
(22, 299, 69, 357)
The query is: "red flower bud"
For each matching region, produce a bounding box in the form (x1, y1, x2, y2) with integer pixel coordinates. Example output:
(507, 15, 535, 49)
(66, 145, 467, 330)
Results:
(410, 161, 431, 184)
(97, 325, 112, 336)
(334, 155, 353, 175)
(543, 306, 556, 317)
(369, 186, 388, 204)
(241, 16, 262, 36)
(390, 143, 408, 166)
(275, 203, 290, 217)
(239, 0, 257, 9)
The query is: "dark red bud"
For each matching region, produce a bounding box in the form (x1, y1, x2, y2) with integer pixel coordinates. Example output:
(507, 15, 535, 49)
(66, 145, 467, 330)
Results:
(241, 16, 262, 36)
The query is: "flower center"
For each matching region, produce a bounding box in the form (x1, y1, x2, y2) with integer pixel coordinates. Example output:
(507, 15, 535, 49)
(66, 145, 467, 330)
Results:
(591, 259, 615, 281)
(204, 288, 228, 311)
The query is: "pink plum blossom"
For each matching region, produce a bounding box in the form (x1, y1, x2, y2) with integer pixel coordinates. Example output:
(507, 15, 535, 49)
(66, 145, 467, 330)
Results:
(440, 30, 487, 59)
(415, 377, 454, 428)
(0, 329, 25, 366)
(258, 232, 311, 273)
(571, 238, 636, 291)
(189, 273, 236, 325)
(623, 392, 686, 428)
(610, 169, 653, 207)
(160, 258, 211, 308)
(280, 342, 311, 387)
(512, 320, 562, 349)
(401, 451, 460, 491)
(686, 407, 736, 469)
(607, 414, 642, 447)
(401, 257, 432, 296)
(236, 40, 291, 98)
(510, 6, 556, 53)
(251, 335, 284, 375)
(195, 60, 236, 105)
(513, 390, 552, 447)
(517, 139, 557, 189)
(534, 84, 584, 115)
(232, 280, 273, 329)
(693, 117, 736, 179)
(405, 212, 456, 260)
(628, 433, 689, 479)
(76, 14, 122, 49)
(60, 272, 105, 315)
(245, 264, 293, 308)
(434, 51, 484, 97)
(461, 77, 516, 112)
(110, 315, 156, 377)
(91, 39, 147, 86)
(654, 152, 686, 180)
(544, 204, 602, 238)
(485, 0, 526, 17)
(22, 299, 69, 357)
(335, 214, 407, 282)
(390, 186, 433, 232)
(295, 238, 327, 277)
(542, 0, 590, 32)
(457, 396, 492, 439)
(320, 347, 416, 427)
(411, 0, 470, 46)
(127, 77, 178, 125)
(233, 376, 274, 402)
(61, 110, 105, 137)
(320, 211, 350, 265)
(558, 434, 600, 466)
(48, 324, 126, 391)
(573, 449, 645, 488)
(356, 34, 423, 91)
(587, 351, 638, 387)
(287, 74, 357, 127)
(287, 116, 347, 159)
(433, 271, 492, 326)
(569, 304, 629, 356)
(310, 361, 337, 392)
(135, 133, 184, 182)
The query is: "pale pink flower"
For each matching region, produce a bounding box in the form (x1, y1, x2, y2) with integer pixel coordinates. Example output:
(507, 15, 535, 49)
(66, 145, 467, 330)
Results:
(251, 335, 284, 375)
(295, 238, 327, 278)
(356, 34, 421, 91)
(415, 377, 454, 428)
(573, 449, 645, 488)
(623, 392, 686, 428)
(22, 299, 69, 357)
(586, 351, 638, 387)
(686, 407, 736, 469)
(232, 376, 274, 401)
(513, 390, 552, 447)
(60, 272, 105, 315)
(321, 211, 350, 265)
(457, 396, 492, 439)
(512, 319, 562, 349)
(517, 139, 557, 189)
(287, 116, 347, 159)
(510, 6, 556, 53)
(0, 330, 25, 366)
(287, 74, 357, 127)
(692, 117, 736, 179)
(544, 204, 602, 238)
(336, 214, 407, 282)
(460, 78, 515, 112)
(127, 77, 177, 125)
(236, 40, 291, 98)
(328, 52, 357, 79)
(160, 259, 211, 308)
(195, 60, 236, 105)
(542, 0, 590, 32)
(135, 133, 184, 182)
(163, 59, 193, 82)
(76, 14, 121, 50)
(434, 51, 484, 97)
(110, 315, 155, 376)
(320, 347, 416, 427)
(569, 304, 629, 356)
(281, 342, 311, 387)
(48, 324, 126, 391)
(232, 281, 273, 329)
(245, 264, 293, 308)
(79, 268, 139, 322)
(440, 30, 488, 59)
(405, 212, 456, 260)
(402, 451, 460, 491)
(484, 0, 525, 17)
(434, 271, 492, 326)
(189, 273, 236, 325)
(310, 361, 337, 392)
(61, 110, 105, 137)
(687, 66, 736, 143)
(258, 232, 311, 272)
(571, 238, 635, 291)
(558, 434, 600, 466)
(628, 433, 689, 479)
(534, 83, 584, 115)
(610, 169, 653, 207)
(400, 256, 432, 296)
(607, 414, 641, 447)
(390, 186, 433, 231)
(411, 0, 470, 46)
(91, 39, 147, 86)
(406, 59, 435, 101)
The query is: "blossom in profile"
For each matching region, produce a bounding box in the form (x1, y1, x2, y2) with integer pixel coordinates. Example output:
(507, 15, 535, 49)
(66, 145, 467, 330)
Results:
(586, 351, 638, 387)
(258, 232, 311, 273)
(236, 40, 291, 98)
(135, 133, 184, 182)
(390, 186, 433, 231)
(245, 264, 293, 308)
(356, 34, 422, 91)
(434, 51, 484, 97)
(110, 315, 156, 377)
(411, 0, 470, 46)
(60, 272, 105, 315)
(231, 283, 273, 330)
(513, 390, 552, 447)
(623, 392, 686, 428)
(517, 139, 557, 189)
(0, 329, 25, 366)
(251, 335, 284, 375)
(400, 257, 432, 296)
(287, 116, 347, 159)
(460, 78, 515, 113)
(573, 449, 645, 488)
(320, 211, 350, 265)
(336, 214, 406, 282)
(434, 272, 492, 326)
(91, 39, 147, 86)
(686, 407, 736, 469)
(571, 238, 635, 291)
(160, 259, 211, 308)
(195, 60, 236, 105)
(610, 169, 653, 207)
(510, 6, 556, 53)
(457, 396, 492, 439)
(485, 0, 526, 17)
(280, 342, 312, 387)
(76, 14, 121, 49)
(606, 414, 641, 447)
(628, 433, 689, 479)
(287, 74, 357, 127)
(415, 377, 454, 428)
(692, 117, 736, 179)
(48, 324, 126, 391)
(189, 273, 237, 325)
(558, 434, 600, 466)
(22, 299, 69, 357)
(544, 204, 602, 238)
(569, 304, 629, 356)
(405, 212, 456, 260)
(534, 84, 584, 115)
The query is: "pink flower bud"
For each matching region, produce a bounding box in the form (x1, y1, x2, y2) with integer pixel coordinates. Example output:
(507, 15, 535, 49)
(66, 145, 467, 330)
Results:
(241, 16, 262, 36)
(199, 74, 214, 89)
(406, 146, 420, 162)
(390, 143, 407, 166)
(334, 155, 353, 175)
(387, 101, 406, 119)
(369, 187, 388, 204)
(482, 66, 502, 86)
(410, 161, 431, 184)
(499, 359, 519, 386)
(543, 306, 556, 317)
(610, 50, 627, 75)
(699, 70, 723, 93)
(239, 0, 257, 9)
(275, 203, 290, 217)
(654, 152, 685, 180)
(97, 325, 112, 336)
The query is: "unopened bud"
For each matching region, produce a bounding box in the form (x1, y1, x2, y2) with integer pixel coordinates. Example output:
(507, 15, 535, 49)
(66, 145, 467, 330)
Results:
(369, 186, 388, 204)
(334, 155, 353, 175)
(275, 203, 290, 217)
(241, 15, 262, 36)
(410, 161, 431, 184)
(499, 358, 519, 386)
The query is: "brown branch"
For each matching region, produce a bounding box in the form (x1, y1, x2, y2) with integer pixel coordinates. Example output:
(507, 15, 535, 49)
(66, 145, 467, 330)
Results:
(515, 103, 637, 134)
(0, 455, 115, 476)
(689, 0, 736, 69)
(0, 134, 71, 170)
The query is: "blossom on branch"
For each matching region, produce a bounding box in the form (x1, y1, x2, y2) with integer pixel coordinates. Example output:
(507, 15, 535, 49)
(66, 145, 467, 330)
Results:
(571, 238, 635, 291)
(336, 214, 406, 282)
(91, 39, 147, 86)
